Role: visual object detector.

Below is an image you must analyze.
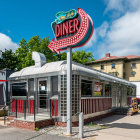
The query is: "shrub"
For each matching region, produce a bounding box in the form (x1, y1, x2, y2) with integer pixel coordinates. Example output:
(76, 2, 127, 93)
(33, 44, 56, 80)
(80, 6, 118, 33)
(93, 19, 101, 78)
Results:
(0, 110, 8, 117)
(35, 127, 39, 131)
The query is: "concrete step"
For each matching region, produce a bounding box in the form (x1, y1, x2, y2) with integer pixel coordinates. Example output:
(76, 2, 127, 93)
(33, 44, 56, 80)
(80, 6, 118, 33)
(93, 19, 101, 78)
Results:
(115, 107, 129, 115)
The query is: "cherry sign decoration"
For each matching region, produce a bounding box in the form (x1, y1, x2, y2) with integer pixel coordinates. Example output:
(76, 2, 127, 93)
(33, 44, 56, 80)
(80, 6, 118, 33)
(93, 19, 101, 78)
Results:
(48, 8, 94, 53)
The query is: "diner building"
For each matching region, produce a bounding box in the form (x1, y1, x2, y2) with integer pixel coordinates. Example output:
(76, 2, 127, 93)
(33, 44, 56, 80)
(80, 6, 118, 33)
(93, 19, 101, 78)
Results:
(8, 52, 136, 130)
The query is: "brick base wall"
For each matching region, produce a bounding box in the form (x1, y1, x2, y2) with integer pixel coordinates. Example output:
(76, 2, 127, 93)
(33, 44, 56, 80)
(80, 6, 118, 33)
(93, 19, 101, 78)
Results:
(54, 111, 115, 127)
(84, 111, 114, 124)
(35, 119, 54, 128)
(55, 121, 78, 127)
(8, 119, 54, 131)
(8, 116, 16, 121)
(8, 120, 35, 130)
(8, 111, 115, 130)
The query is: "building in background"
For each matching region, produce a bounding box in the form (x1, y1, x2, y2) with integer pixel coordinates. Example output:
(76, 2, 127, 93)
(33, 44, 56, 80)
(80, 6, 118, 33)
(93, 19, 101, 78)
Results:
(0, 69, 13, 108)
(0, 70, 6, 108)
(4, 68, 13, 103)
(86, 53, 140, 97)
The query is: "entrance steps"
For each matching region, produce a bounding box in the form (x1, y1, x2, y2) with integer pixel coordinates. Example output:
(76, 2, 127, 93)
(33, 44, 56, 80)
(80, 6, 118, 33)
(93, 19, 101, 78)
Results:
(115, 107, 129, 115)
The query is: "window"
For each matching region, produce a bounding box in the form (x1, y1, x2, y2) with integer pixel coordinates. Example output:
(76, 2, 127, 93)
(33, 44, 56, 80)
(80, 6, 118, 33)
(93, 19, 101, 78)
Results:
(105, 84, 111, 97)
(101, 65, 104, 70)
(81, 80, 92, 96)
(29, 79, 34, 97)
(127, 87, 135, 96)
(108, 72, 119, 77)
(127, 87, 132, 96)
(123, 72, 126, 79)
(112, 63, 115, 69)
(39, 80, 47, 109)
(51, 76, 58, 96)
(131, 71, 136, 76)
(132, 63, 136, 68)
(12, 82, 27, 96)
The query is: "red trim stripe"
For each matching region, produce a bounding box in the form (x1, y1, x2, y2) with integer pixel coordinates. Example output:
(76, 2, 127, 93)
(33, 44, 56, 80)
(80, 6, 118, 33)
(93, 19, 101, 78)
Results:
(0, 80, 8, 82)
(52, 100, 54, 116)
(32, 100, 34, 114)
(55, 100, 58, 116)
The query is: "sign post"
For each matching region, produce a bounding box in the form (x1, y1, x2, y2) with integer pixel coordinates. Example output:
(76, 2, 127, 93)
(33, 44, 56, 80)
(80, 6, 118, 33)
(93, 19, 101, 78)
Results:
(67, 46, 72, 134)
(48, 8, 94, 135)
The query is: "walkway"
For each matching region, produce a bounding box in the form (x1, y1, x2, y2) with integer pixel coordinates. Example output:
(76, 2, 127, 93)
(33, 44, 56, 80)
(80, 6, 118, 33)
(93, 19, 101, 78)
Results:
(0, 125, 72, 140)
(83, 112, 140, 140)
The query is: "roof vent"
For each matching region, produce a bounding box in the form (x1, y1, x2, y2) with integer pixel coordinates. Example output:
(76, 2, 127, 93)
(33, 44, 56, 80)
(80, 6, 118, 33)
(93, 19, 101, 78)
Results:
(32, 52, 46, 67)
(106, 53, 110, 58)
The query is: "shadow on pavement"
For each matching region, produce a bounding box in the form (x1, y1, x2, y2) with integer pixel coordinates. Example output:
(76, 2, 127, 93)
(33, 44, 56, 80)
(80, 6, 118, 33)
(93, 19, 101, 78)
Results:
(83, 134, 98, 138)
(106, 123, 140, 129)
(93, 115, 126, 125)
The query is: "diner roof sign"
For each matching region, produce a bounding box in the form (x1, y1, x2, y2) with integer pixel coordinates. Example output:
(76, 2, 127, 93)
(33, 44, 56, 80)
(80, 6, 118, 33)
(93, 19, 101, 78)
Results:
(48, 8, 94, 53)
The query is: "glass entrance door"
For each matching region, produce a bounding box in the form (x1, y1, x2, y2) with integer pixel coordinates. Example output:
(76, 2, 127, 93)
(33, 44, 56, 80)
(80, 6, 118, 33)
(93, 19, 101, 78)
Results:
(38, 80, 48, 113)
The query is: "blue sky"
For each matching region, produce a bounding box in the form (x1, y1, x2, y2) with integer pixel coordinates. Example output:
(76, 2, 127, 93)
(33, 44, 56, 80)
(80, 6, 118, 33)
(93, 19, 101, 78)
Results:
(0, 0, 140, 59)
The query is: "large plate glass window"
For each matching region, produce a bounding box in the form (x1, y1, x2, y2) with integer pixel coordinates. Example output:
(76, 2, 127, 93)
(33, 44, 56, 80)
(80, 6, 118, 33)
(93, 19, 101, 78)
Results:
(105, 84, 111, 97)
(29, 79, 34, 97)
(81, 80, 92, 97)
(12, 82, 27, 96)
(51, 76, 58, 96)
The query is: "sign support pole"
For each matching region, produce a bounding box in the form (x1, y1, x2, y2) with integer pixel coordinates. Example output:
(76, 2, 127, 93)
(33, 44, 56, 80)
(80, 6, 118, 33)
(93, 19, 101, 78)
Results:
(67, 46, 72, 135)
(48, 7, 94, 136)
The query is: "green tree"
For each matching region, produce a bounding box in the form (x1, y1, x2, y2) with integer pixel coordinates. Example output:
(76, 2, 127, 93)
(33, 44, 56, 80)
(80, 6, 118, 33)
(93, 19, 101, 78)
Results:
(16, 38, 30, 70)
(16, 36, 95, 70)
(56, 50, 94, 64)
(16, 36, 58, 70)
(0, 36, 94, 71)
(72, 50, 94, 64)
(0, 49, 18, 70)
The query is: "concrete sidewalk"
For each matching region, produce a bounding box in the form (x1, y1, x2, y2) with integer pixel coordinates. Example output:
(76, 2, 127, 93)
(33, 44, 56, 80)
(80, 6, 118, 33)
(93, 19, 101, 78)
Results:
(0, 125, 73, 140)
(83, 112, 140, 140)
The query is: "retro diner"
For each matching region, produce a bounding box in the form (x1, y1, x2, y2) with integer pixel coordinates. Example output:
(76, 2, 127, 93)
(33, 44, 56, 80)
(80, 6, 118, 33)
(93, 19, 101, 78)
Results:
(8, 52, 136, 128)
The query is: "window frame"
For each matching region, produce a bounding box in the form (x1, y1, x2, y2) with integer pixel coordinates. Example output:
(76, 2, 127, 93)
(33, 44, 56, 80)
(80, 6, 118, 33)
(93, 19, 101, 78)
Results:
(81, 79, 93, 97)
(101, 64, 104, 70)
(131, 71, 136, 76)
(112, 63, 115, 69)
(11, 82, 27, 97)
(131, 63, 136, 69)
(105, 84, 112, 97)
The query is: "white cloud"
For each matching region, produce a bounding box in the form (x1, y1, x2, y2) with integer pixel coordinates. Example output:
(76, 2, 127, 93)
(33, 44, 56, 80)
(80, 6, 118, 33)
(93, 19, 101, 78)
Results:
(104, 0, 140, 14)
(0, 33, 18, 51)
(97, 21, 109, 38)
(84, 21, 109, 48)
(84, 29, 96, 48)
(91, 0, 140, 59)
(96, 10, 140, 57)
(104, 0, 124, 13)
